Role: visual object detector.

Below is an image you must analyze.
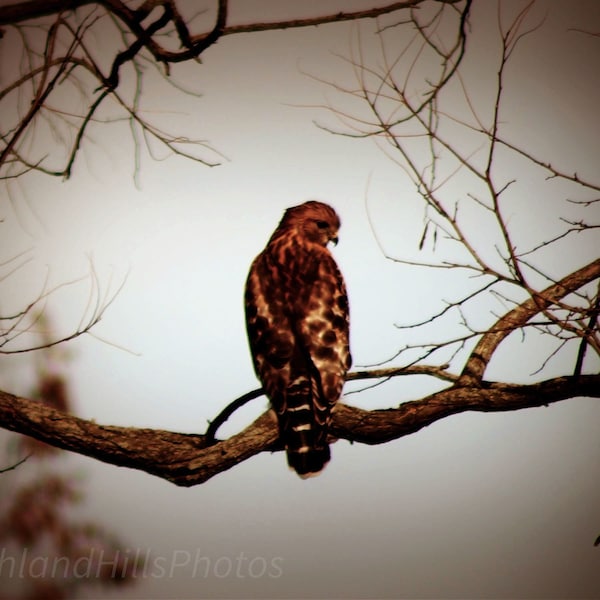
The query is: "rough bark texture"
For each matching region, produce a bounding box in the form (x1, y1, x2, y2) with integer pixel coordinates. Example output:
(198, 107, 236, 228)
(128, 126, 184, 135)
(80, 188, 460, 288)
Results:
(1, 374, 597, 486)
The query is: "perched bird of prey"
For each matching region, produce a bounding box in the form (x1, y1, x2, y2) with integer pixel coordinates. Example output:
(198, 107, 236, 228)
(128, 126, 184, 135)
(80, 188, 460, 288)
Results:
(245, 201, 351, 478)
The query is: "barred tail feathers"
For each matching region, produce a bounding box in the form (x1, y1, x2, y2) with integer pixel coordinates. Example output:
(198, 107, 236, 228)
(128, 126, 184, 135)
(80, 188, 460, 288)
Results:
(278, 376, 331, 478)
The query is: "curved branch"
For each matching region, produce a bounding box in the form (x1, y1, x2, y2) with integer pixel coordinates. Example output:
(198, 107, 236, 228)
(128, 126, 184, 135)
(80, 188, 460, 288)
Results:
(461, 258, 600, 382)
(1, 374, 597, 486)
(0, 453, 31, 473)
(204, 363, 456, 443)
(205, 387, 264, 443)
(333, 375, 600, 444)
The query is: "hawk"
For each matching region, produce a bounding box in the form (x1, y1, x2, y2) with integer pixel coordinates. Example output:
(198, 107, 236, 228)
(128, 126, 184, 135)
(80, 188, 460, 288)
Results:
(245, 200, 351, 478)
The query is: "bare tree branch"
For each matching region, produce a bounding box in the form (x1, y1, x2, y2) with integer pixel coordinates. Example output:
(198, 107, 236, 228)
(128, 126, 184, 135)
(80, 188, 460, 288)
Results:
(0, 261, 127, 354)
(1, 374, 597, 486)
(0, 453, 31, 474)
(204, 363, 456, 444)
(1, 249, 597, 485)
(461, 259, 600, 382)
(1, 1, 598, 489)
(222, 1, 463, 35)
(574, 280, 600, 378)
(0, 0, 464, 180)
(0, 1, 462, 30)
(315, 0, 599, 389)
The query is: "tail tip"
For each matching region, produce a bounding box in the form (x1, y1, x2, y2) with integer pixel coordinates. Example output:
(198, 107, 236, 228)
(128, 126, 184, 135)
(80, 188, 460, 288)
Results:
(287, 447, 330, 479)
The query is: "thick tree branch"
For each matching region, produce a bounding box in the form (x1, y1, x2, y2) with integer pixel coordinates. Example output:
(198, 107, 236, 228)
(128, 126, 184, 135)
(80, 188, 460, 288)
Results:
(1, 374, 597, 486)
(332, 376, 600, 444)
(461, 258, 600, 382)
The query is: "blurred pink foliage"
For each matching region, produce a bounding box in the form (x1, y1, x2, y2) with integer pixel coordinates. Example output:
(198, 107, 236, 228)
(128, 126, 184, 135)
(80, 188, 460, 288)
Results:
(0, 340, 142, 599)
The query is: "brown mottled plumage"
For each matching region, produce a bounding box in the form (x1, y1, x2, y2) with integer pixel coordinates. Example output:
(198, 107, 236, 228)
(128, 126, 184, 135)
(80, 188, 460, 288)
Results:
(245, 201, 351, 478)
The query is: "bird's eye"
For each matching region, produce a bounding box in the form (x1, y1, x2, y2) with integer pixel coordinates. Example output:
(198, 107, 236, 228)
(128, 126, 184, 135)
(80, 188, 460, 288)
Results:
(316, 220, 329, 229)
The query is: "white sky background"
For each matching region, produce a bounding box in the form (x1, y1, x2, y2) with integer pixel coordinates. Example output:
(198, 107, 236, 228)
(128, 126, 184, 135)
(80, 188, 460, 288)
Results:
(1, 0, 599, 598)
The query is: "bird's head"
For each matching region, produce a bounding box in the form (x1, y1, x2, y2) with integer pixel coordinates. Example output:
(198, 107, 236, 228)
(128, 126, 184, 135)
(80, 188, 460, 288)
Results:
(282, 200, 341, 247)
